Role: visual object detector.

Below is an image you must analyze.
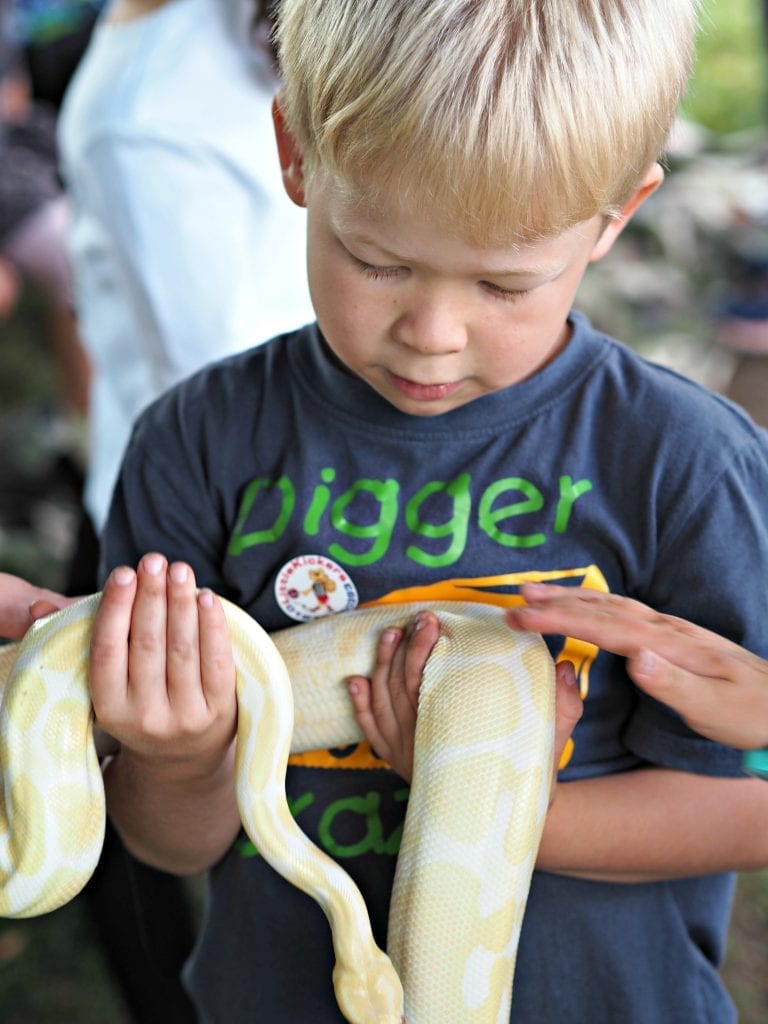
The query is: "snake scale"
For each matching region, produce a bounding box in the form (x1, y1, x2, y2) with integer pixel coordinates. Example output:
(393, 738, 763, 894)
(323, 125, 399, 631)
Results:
(0, 594, 555, 1023)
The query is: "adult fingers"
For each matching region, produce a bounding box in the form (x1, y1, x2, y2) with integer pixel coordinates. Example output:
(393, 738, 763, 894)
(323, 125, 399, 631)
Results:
(629, 648, 768, 750)
(0, 574, 73, 639)
(29, 598, 72, 623)
(507, 584, 743, 678)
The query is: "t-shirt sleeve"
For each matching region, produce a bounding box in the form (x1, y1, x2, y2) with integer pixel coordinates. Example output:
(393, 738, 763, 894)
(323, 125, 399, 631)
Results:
(98, 370, 233, 589)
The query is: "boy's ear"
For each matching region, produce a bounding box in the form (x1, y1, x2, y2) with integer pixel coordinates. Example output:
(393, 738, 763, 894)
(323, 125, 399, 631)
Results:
(589, 163, 664, 263)
(272, 96, 307, 208)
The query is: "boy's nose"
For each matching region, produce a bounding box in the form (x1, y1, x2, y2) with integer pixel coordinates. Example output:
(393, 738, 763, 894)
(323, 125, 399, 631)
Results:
(391, 300, 468, 355)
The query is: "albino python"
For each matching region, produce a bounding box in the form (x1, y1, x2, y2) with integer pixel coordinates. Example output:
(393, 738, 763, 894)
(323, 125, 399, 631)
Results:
(0, 595, 555, 1023)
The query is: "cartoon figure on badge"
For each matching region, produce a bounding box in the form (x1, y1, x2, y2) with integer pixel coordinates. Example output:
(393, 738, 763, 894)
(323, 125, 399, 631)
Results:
(275, 555, 359, 622)
(302, 569, 336, 614)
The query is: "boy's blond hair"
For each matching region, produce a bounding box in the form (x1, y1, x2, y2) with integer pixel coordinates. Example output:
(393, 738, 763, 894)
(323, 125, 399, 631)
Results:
(276, 0, 698, 243)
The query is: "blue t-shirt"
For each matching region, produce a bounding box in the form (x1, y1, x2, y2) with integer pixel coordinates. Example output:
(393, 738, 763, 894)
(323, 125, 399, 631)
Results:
(102, 311, 768, 1022)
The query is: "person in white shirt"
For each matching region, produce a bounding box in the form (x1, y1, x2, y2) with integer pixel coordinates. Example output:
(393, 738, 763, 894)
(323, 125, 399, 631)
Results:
(58, 0, 312, 535)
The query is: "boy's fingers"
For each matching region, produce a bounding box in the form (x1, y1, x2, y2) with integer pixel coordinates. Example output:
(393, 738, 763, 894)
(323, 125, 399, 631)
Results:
(553, 660, 583, 768)
(164, 561, 203, 712)
(127, 553, 169, 704)
(348, 674, 378, 736)
(89, 565, 138, 710)
(401, 612, 440, 711)
(369, 627, 404, 734)
(197, 589, 237, 715)
(348, 674, 394, 765)
(348, 626, 411, 767)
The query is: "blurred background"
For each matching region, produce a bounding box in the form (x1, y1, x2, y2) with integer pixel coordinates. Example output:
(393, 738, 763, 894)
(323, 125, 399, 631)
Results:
(1, 0, 767, 1020)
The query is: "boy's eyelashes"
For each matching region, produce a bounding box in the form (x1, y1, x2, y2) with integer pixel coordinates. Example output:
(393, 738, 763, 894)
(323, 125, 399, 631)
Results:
(481, 281, 529, 302)
(353, 256, 530, 301)
(356, 258, 403, 281)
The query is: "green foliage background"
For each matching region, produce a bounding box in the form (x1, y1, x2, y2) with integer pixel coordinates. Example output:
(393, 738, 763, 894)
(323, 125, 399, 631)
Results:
(685, 0, 767, 134)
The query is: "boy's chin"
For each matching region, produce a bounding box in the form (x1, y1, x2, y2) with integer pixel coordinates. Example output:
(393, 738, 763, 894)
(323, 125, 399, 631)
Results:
(381, 389, 477, 418)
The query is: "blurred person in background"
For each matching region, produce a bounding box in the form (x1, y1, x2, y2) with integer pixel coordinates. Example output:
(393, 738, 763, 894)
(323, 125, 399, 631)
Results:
(58, 0, 312, 594)
(0, 0, 90, 421)
(52, 0, 310, 1018)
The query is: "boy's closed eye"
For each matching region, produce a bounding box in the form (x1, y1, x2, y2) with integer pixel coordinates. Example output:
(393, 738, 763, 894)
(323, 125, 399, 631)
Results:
(355, 258, 405, 281)
(481, 281, 530, 302)
(354, 255, 532, 302)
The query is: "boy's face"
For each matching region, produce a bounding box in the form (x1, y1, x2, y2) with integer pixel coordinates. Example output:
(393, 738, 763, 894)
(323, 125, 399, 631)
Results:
(303, 177, 604, 416)
(275, 107, 657, 417)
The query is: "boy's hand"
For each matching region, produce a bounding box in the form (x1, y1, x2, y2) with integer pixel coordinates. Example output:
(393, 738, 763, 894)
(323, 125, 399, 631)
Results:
(507, 583, 768, 750)
(348, 611, 440, 781)
(89, 554, 238, 780)
(0, 572, 74, 640)
(549, 660, 583, 803)
(348, 609, 582, 786)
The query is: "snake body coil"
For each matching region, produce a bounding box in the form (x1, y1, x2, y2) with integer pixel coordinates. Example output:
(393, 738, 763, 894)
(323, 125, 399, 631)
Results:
(0, 595, 555, 1023)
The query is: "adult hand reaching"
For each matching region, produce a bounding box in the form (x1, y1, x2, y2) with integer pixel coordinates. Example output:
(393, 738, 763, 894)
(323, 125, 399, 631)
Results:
(507, 583, 768, 751)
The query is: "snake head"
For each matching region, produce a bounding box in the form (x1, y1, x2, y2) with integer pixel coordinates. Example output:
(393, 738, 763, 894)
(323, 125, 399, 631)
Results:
(332, 947, 404, 1024)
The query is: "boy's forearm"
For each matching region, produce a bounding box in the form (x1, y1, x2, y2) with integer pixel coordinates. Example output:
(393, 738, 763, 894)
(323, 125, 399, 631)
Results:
(536, 767, 768, 882)
(102, 745, 242, 875)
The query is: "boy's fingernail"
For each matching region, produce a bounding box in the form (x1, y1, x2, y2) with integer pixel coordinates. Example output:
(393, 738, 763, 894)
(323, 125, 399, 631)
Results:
(143, 554, 164, 575)
(383, 628, 400, 644)
(560, 660, 578, 686)
(198, 589, 214, 609)
(170, 562, 188, 583)
(113, 566, 134, 586)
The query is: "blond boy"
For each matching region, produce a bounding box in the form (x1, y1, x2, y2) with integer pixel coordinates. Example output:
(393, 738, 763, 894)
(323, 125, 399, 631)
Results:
(89, 1, 768, 1020)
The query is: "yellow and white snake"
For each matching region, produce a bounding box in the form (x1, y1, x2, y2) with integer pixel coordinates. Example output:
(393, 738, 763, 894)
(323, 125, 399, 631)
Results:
(0, 594, 555, 1023)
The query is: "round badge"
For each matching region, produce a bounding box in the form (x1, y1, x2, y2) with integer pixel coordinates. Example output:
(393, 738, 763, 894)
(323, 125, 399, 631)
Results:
(274, 555, 359, 622)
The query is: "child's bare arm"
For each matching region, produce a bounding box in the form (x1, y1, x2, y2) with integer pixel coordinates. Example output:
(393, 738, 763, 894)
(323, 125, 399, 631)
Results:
(90, 555, 241, 874)
(507, 583, 768, 750)
(536, 767, 768, 881)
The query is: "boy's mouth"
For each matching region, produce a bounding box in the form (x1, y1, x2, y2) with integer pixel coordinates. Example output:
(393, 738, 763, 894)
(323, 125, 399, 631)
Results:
(388, 373, 463, 402)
